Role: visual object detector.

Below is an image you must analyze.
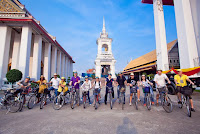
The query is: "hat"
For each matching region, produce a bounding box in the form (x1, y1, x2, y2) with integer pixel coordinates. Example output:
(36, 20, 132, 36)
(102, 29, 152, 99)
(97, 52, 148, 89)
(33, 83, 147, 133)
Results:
(85, 76, 88, 78)
(142, 74, 146, 77)
(177, 69, 182, 72)
(61, 77, 65, 80)
(96, 76, 99, 79)
(26, 76, 30, 80)
(54, 73, 57, 76)
(108, 73, 112, 76)
(74, 71, 77, 74)
(130, 73, 134, 76)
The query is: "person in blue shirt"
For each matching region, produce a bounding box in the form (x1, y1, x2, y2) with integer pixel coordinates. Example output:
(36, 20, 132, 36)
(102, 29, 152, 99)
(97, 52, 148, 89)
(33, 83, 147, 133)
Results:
(104, 73, 115, 105)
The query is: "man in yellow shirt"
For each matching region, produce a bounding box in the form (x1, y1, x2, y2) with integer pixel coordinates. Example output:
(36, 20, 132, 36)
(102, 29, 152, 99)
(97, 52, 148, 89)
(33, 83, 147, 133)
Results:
(174, 69, 195, 111)
(58, 77, 68, 95)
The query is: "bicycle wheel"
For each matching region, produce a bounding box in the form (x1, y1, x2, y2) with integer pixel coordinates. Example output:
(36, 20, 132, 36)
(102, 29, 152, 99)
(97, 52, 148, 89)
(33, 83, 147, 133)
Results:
(110, 93, 112, 109)
(134, 93, 138, 110)
(162, 95, 173, 113)
(27, 95, 36, 109)
(122, 93, 124, 110)
(95, 95, 98, 110)
(83, 96, 86, 109)
(19, 95, 25, 111)
(53, 95, 64, 110)
(186, 96, 191, 117)
(6, 95, 21, 113)
(40, 94, 46, 109)
(71, 94, 75, 109)
(146, 94, 151, 111)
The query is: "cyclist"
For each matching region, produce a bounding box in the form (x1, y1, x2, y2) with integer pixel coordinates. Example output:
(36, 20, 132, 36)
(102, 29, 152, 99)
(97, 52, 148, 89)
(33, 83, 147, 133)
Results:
(33, 75, 48, 104)
(140, 74, 154, 106)
(104, 73, 115, 105)
(116, 72, 127, 104)
(127, 73, 140, 106)
(15, 76, 31, 95)
(48, 73, 61, 97)
(80, 76, 92, 105)
(92, 76, 101, 106)
(174, 69, 195, 111)
(154, 69, 171, 106)
(58, 77, 68, 95)
(69, 71, 80, 106)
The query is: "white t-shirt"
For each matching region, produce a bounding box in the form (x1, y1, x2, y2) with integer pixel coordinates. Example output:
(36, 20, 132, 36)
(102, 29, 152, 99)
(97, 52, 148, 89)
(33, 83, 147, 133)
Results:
(94, 81, 101, 89)
(154, 74, 168, 88)
(81, 80, 91, 91)
(51, 78, 61, 89)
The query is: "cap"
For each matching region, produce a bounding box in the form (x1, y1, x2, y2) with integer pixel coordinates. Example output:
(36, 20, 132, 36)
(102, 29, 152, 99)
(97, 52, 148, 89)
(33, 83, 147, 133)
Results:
(54, 73, 57, 76)
(61, 77, 65, 80)
(130, 73, 134, 76)
(96, 76, 99, 79)
(157, 69, 162, 71)
(108, 73, 112, 76)
(26, 76, 30, 79)
(85, 76, 88, 78)
(142, 74, 145, 77)
(177, 69, 182, 72)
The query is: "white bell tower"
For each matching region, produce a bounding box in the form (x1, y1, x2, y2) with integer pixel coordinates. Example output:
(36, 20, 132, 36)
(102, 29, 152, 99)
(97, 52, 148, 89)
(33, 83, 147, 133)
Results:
(95, 17, 116, 78)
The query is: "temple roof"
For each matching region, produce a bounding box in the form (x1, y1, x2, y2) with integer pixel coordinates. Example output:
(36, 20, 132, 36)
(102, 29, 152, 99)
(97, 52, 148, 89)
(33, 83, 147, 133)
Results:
(141, 0, 174, 6)
(123, 40, 177, 72)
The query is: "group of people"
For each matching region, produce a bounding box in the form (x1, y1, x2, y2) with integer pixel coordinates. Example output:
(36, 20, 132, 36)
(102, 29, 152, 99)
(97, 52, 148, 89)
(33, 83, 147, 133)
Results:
(15, 68, 195, 111)
(104, 69, 195, 111)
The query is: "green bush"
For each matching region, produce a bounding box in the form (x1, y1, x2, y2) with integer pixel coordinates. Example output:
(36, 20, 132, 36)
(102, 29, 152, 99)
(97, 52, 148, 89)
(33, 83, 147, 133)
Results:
(6, 69, 22, 85)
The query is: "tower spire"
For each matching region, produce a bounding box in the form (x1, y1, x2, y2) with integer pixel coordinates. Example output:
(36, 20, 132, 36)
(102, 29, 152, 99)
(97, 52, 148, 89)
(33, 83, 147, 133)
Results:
(102, 16, 106, 34)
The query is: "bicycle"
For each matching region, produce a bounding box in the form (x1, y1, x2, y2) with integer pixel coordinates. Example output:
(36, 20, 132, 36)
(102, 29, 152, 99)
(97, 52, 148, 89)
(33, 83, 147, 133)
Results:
(70, 87, 80, 109)
(53, 88, 70, 110)
(143, 87, 151, 111)
(93, 88, 100, 110)
(107, 86, 113, 109)
(0, 89, 21, 113)
(119, 86, 126, 110)
(82, 90, 89, 109)
(130, 86, 138, 110)
(27, 86, 39, 109)
(158, 86, 173, 113)
(179, 85, 195, 117)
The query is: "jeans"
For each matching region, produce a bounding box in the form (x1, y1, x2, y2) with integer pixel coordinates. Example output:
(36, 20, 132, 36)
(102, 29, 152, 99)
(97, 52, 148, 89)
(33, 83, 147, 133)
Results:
(150, 86, 155, 102)
(82, 91, 91, 104)
(48, 87, 58, 97)
(105, 87, 114, 103)
(118, 85, 125, 103)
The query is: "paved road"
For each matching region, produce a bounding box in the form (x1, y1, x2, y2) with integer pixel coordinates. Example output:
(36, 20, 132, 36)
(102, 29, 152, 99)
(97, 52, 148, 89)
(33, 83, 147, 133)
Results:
(0, 87, 200, 134)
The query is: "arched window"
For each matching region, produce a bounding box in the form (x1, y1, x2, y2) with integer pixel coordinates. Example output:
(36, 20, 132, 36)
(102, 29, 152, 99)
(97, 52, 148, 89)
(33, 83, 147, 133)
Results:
(102, 44, 108, 52)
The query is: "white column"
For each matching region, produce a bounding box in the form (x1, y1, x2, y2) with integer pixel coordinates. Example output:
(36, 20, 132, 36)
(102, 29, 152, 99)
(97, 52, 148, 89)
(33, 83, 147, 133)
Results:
(67, 58, 70, 78)
(44, 43, 51, 81)
(0, 26, 12, 86)
(174, 0, 199, 69)
(95, 60, 101, 78)
(51, 46, 57, 77)
(32, 35, 42, 80)
(65, 57, 68, 78)
(18, 26, 32, 79)
(57, 51, 62, 76)
(11, 32, 21, 69)
(153, 0, 169, 71)
(110, 61, 116, 78)
(61, 54, 65, 77)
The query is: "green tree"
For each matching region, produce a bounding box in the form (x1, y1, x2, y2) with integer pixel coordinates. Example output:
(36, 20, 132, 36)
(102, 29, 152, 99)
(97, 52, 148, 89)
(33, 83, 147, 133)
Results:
(6, 69, 22, 87)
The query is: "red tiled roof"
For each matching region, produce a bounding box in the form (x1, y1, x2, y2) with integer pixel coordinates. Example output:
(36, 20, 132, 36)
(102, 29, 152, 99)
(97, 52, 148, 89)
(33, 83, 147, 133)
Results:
(141, 0, 174, 6)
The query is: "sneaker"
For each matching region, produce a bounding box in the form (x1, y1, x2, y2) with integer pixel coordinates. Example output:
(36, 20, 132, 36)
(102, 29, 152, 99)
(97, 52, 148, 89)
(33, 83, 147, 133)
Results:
(138, 99, 141, 102)
(89, 103, 92, 105)
(129, 103, 132, 106)
(144, 104, 146, 107)
(156, 103, 159, 106)
(191, 108, 195, 112)
(105, 102, 107, 105)
(152, 102, 155, 105)
(178, 101, 182, 104)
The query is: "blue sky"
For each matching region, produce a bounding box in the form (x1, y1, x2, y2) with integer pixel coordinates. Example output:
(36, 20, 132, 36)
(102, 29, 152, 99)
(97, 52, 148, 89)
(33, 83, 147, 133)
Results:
(20, 0, 177, 73)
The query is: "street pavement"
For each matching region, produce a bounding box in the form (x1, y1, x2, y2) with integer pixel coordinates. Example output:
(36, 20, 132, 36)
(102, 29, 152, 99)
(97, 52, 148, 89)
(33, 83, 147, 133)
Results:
(0, 87, 200, 134)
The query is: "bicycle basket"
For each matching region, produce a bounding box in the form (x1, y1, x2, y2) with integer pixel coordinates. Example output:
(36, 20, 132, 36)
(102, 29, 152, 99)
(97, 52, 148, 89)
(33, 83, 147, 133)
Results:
(130, 87, 137, 93)
(82, 91, 88, 96)
(181, 86, 193, 96)
(143, 87, 150, 93)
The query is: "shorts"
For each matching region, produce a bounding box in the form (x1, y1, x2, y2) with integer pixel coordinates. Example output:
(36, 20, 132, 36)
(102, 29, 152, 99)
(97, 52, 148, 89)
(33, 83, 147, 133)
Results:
(130, 86, 138, 94)
(156, 87, 168, 95)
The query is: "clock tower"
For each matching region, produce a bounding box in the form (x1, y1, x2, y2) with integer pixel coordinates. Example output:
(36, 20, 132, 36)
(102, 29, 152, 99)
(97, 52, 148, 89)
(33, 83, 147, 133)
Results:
(95, 17, 116, 78)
